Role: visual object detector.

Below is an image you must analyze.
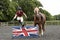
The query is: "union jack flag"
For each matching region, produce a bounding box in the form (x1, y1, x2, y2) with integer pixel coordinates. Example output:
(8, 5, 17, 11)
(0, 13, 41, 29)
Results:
(12, 26, 39, 38)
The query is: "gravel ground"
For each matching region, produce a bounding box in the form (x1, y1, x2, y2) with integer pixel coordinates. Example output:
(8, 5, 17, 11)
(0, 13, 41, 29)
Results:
(0, 25, 60, 40)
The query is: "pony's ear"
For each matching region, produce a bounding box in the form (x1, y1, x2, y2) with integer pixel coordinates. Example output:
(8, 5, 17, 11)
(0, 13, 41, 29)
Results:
(39, 7, 45, 10)
(39, 7, 43, 9)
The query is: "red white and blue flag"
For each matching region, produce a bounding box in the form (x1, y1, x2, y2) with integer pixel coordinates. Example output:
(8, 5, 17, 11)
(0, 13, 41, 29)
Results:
(12, 26, 39, 38)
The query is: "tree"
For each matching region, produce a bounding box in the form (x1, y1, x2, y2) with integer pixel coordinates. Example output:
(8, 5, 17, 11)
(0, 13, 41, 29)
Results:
(0, 0, 43, 21)
(12, 0, 43, 21)
(54, 14, 60, 20)
(7, 1, 18, 21)
(0, 0, 18, 21)
(40, 8, 52, 20)
(0, 0, 53, 21)
(0, 0, 10, 21)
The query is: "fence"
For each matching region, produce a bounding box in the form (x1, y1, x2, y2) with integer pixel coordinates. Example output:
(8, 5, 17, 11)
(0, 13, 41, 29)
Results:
(46, 21, 60, 25)
(0, 21, 60, 26)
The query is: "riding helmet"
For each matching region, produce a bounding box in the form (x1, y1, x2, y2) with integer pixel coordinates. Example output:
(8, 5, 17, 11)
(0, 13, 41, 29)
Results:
(17, 7, 22, 10)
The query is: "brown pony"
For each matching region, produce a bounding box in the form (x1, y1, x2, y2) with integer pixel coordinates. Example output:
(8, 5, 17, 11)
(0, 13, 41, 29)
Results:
(34, 12, 46, 36)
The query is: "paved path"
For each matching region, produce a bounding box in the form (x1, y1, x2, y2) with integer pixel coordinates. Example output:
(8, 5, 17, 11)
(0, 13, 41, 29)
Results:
(0, 25, 60, 40)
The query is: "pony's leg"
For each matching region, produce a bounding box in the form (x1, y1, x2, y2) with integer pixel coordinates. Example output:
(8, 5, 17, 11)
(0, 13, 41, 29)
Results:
(39, 24, 43, 36)
(38, 24, 41, 34)
(34, 23, 37, 27)
(42, 23, 45, 32)
(41, 24, 44, 36)
(34, 15, 36, 26)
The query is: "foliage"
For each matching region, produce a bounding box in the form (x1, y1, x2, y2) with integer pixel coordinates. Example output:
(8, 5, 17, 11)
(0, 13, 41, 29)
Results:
(0, 0, 18, 21)
(53, 14, 60, 20)
(0, 0, 43, 21)
(40, 8, 52, 20)
(12, 0, 43, 21)
(0, 0, 54, 21)
(7, 1, 18, 21)
(0, 0, 10, 21)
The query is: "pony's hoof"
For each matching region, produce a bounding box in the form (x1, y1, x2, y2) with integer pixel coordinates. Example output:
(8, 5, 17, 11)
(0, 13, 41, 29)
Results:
(41, 30, 44, 36)
(39, 33, 43, 37)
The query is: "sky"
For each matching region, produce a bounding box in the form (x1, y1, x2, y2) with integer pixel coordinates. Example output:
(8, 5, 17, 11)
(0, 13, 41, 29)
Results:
(38, 0, 60, 16)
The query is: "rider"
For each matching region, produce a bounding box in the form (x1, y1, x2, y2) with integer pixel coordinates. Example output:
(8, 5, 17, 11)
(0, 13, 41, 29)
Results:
(13, 7, 27, 28)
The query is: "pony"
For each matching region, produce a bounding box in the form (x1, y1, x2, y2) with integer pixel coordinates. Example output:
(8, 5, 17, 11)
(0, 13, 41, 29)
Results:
(34, 12, 46, 36)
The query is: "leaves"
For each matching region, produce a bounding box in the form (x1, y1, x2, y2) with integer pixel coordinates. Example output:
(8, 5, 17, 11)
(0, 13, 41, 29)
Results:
(0, 0, 54, 21)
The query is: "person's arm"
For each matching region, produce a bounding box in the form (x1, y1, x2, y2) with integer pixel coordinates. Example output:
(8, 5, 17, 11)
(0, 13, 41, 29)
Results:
(23, 13, 27, 18)
(13, 14, 17, 20)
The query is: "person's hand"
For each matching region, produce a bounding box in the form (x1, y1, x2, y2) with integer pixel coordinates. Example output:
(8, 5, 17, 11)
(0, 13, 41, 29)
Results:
(25, 16, 27, 18)
(23, 13, 27, 18)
